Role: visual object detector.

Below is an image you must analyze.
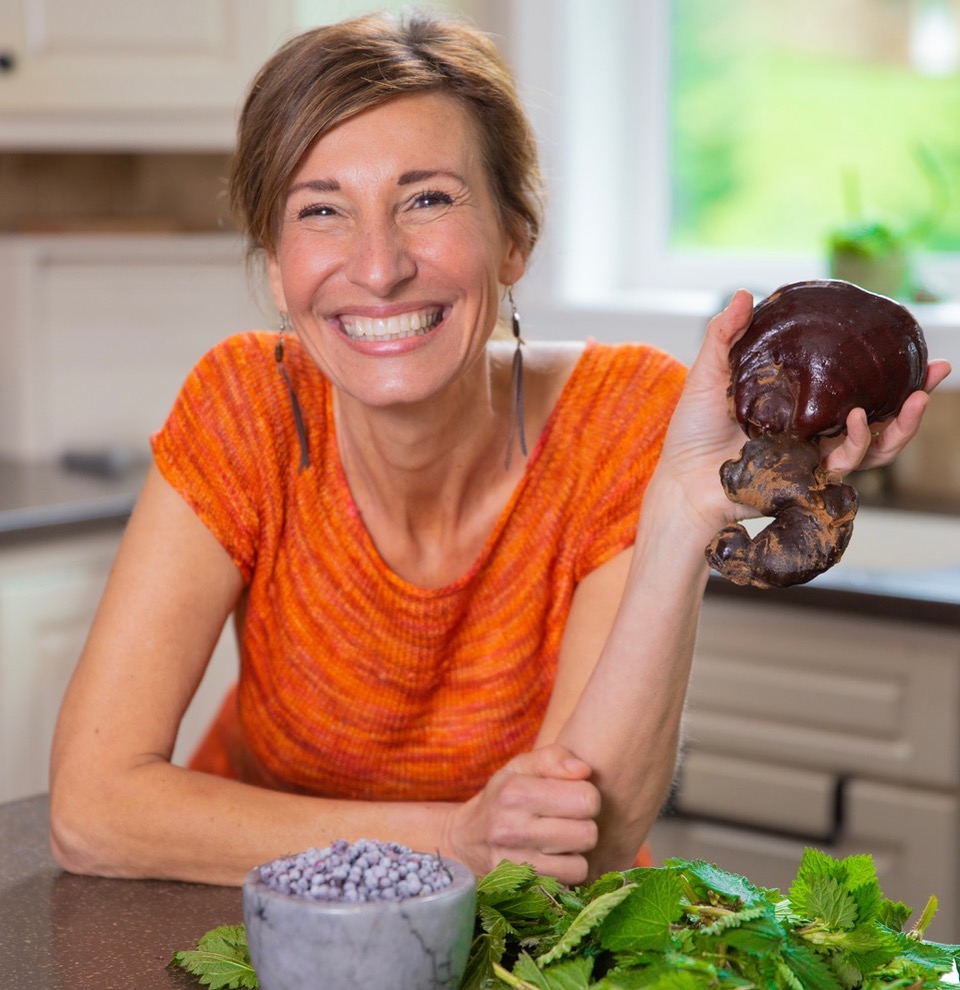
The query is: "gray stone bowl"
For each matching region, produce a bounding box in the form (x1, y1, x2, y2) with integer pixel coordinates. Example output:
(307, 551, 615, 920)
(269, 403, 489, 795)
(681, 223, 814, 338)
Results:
(242, 855, 477, 990)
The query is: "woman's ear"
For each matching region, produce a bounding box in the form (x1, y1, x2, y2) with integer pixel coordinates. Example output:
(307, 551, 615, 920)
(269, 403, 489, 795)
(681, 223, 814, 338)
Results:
(266, 254, 288, 314)
(498, 237, 527, 288)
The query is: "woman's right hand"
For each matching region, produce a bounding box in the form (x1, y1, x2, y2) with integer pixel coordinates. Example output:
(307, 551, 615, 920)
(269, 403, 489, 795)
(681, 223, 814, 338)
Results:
(444, 743, 601, 884)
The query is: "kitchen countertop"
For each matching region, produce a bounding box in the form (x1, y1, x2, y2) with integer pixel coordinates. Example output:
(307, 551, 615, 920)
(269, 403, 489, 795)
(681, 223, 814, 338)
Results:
(0, 458, 957, 625)
(0, 794, 242, 989)
(707, 506, 960, 627)
(0, 456, 145, 536)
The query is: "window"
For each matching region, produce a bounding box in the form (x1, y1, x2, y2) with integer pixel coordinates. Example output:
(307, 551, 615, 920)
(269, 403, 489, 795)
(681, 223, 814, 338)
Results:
(512, 0, 960, 303)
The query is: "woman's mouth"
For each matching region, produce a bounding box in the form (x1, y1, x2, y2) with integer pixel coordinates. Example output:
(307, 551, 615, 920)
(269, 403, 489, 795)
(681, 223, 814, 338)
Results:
(339, 307, 443, 342)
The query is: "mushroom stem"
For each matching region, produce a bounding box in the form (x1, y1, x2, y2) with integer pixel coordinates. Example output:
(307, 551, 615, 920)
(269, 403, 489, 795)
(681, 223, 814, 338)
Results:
(705, 432, 859, 589)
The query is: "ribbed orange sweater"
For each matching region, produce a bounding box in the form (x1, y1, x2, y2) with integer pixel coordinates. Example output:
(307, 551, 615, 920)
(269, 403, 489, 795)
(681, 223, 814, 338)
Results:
(152, 333, 685, 803)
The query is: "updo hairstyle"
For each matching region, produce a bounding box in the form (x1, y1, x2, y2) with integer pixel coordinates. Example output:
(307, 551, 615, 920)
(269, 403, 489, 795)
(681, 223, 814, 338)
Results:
(228, 10, 545, 261)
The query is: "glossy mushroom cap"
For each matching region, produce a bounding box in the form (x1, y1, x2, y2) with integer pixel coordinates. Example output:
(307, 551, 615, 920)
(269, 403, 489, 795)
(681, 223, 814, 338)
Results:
(729, 280, 927, 440)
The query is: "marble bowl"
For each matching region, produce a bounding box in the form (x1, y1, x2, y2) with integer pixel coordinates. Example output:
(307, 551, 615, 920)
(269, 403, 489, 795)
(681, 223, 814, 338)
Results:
(242, 855, 477, 990)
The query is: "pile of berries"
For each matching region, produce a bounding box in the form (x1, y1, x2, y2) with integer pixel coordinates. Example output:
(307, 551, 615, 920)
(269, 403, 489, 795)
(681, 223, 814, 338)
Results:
(257, 838, 454, 903)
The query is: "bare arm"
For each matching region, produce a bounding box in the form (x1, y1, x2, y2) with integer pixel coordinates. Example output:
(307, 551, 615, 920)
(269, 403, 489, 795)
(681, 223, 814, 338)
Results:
(49, 465, 464, 885)
(528, 291, 951, 878)
(50, 465, 599, 885)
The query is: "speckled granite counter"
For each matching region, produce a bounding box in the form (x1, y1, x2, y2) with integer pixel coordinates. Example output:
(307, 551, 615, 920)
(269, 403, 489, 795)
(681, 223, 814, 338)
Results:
(0, 794, 242, 989)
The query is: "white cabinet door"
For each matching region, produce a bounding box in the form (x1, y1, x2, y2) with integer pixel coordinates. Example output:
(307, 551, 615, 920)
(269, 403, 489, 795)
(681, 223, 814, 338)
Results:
(0, 529, 119, 803)
(0, 524, 240, 802)
(0, 0, 293, 148)
(0, 233, 265, 460)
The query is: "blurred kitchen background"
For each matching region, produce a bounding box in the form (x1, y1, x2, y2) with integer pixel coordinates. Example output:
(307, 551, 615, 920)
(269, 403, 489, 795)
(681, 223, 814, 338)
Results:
(1, 0, 959, 937)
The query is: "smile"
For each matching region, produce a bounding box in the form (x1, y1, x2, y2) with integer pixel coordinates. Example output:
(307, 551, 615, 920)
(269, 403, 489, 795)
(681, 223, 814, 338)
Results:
(340, 308, 443, 342)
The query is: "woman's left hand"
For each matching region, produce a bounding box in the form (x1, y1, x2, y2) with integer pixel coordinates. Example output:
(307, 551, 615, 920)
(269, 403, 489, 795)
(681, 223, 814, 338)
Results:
(653, 289, 952, 540)
(649, 288, 760, 537)
(821, 359, 952, 478)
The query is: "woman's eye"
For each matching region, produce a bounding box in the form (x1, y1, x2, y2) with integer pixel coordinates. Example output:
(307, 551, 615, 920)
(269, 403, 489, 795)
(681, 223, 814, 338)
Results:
(296, 203, 337, 220)
(411, 190, 454, 210)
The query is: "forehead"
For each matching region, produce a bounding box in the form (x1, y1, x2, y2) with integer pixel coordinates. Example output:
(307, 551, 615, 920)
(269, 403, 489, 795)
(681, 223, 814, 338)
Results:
(291, 91, 484, 183)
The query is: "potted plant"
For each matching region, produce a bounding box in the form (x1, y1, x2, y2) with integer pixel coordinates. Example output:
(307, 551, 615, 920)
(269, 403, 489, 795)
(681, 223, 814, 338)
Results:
(826, 152, 946, 301)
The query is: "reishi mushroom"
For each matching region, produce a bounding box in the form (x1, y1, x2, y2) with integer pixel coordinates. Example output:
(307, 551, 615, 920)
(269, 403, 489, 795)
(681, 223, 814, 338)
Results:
(705, 279, 927, 589)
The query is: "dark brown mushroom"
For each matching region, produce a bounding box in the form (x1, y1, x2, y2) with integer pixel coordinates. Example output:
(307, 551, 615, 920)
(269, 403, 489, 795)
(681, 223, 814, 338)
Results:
(705, 279, 927, 588)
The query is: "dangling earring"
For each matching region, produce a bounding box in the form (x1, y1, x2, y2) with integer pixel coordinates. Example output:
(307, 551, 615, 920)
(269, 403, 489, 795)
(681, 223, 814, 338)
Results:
(505, 288, 527, 471)
(276, 313, 310, 472)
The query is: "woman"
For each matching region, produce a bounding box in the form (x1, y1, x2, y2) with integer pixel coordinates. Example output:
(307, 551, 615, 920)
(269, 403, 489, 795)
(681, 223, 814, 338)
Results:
(49, 11, 949, 887)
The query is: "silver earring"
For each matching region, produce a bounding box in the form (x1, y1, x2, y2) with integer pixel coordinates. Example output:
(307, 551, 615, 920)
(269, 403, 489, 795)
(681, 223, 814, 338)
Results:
(505, 288, 527, 470)
(276, 314, 310, 472)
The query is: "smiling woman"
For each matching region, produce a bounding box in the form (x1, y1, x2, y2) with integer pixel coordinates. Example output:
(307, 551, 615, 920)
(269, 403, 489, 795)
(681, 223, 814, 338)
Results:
(46, 9, 948, 891)
(265, 91, 524, 413)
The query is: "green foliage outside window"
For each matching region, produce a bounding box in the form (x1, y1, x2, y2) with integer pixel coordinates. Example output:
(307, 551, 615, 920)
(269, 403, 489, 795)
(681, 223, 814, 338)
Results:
(669, 0, 960, 255)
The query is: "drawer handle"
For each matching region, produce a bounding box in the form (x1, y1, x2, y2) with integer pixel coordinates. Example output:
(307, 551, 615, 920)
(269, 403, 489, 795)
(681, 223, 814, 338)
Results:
(0, 52, 15, 74)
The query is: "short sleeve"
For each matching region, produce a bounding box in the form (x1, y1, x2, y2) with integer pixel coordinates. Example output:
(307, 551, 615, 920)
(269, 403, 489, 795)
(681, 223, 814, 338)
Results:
(570, 346, 687, 583)
(150, 334, 277, 583)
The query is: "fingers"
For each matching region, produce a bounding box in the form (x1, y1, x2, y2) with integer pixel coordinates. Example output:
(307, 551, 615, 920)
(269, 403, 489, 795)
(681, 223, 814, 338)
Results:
(693, 290, 754, 384)
(707, 288, 755, 347)
(923, 358, 952, 393)
(496, 760, 601, 823)
(822, 360, 946, 477)
(452, 745, 602, 884)
(506, 742, 593, 782)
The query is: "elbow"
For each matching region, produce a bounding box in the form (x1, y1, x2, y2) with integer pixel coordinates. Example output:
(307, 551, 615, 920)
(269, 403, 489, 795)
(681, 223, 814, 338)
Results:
(48, 777, 123, 878)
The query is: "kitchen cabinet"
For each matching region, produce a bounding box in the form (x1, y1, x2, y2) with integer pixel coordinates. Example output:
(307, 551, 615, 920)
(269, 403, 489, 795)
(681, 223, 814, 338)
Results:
(0, 527, 119, 804)
(0, 523, 239, 804)
(649, 597, 960, 940)
(0, 232, 264, 460)
(0, 0, 294, 149)
(0, 0, 484, 151)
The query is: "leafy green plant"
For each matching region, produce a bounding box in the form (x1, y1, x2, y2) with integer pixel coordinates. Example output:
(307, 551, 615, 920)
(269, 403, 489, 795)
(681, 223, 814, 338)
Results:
(168, 924, 258, 989)
(170, 850, 960, 990)
(826, 149, 949, 299)
(462, 849, 960, 989)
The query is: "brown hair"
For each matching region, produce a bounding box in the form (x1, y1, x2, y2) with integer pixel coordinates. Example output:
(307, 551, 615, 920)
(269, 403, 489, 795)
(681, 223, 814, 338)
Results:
(229, 10, 544, 261)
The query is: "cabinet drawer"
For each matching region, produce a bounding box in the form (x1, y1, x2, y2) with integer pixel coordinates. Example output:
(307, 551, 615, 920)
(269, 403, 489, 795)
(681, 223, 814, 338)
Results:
(651, 780, 960, 941)
(674, 750, 838, 838)
(685, 600, 960, 787)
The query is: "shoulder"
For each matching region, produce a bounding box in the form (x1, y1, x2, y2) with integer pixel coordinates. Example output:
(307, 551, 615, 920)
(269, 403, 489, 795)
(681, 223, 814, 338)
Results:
(191, 331, 278, 382)
(527, 340, 687, 417)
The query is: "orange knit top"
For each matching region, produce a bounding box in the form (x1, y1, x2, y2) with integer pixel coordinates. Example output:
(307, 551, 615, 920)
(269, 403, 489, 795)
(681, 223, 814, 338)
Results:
(151, 332, 685, 802)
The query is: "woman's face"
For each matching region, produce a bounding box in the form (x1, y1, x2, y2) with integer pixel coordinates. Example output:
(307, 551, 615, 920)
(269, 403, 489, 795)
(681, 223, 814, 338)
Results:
(267, 90, 526, 411)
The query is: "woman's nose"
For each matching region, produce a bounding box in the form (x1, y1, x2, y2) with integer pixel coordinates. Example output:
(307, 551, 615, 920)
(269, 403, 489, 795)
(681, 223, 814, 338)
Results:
(344, 218, 417, 295)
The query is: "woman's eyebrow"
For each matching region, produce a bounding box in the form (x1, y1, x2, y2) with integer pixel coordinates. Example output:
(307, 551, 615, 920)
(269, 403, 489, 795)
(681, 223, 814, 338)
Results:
(287, 178, 340, 195)
(398, 169, 466, 186)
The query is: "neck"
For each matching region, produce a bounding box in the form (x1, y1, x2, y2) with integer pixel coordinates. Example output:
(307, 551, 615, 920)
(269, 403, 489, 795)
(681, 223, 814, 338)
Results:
(332, 348, 517, 550)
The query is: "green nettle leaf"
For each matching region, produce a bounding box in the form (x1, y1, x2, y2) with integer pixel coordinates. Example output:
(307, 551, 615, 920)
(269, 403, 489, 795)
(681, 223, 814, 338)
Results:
(665, 859, 767, 907)
(175, 850, 960, 990)
(780, 937, 845, 990)
(459, 931, 508, 990)
(478, 903, 513, 938)
(876, 897, 912, 932)
(848, 880, 883, 927)
(708, 910, 784, 955)
(538, 883, 638, 966)
(168, 925, 259, 990)
(479, 860, 542, 901)
(893, 934, 960, 973)
(515, 951, 594, 989)
(803, 876, 859, 930)
(597, 871, 685, 955)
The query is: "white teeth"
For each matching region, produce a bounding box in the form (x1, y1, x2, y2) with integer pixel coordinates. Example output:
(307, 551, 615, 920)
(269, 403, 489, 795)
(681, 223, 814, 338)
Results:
(342, 309, 441, 341)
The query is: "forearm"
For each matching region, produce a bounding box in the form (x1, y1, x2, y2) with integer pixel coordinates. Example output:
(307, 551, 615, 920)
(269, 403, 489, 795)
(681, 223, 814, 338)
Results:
(49, 759, 458, 886)
(554, 478, 710, 874)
